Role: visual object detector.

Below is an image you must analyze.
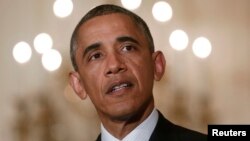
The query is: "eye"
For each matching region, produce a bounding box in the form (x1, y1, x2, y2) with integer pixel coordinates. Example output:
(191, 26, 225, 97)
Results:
(89, 52, 102, 61)
(122, 45, 135, 52)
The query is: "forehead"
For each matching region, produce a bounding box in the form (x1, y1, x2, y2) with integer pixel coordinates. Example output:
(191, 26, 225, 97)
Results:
(80, 13, 138, 31)
(76, 13, 142, 44)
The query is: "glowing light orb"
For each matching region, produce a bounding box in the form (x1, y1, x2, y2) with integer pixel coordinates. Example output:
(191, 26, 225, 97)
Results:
(152, 1, 173, 22)
(53, 0, 73, 18)
(192, 37, 212, 58)
(34, 33, 53, 54)
(13, 41, 32, 64)
(42, 49, 62, 71)
(121, 0, 142, 10)
(169, 29, 189, 51)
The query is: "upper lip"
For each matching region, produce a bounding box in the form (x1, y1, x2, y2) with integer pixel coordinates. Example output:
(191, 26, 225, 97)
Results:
(105, 80, 133, 94)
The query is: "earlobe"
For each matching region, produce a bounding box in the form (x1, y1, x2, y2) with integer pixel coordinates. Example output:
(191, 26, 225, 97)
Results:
(153, 51, 166, 81)
(69, 71, 88, 100)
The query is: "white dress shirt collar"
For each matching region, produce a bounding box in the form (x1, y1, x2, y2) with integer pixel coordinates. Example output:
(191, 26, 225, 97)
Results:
(101, 108, 159, 141)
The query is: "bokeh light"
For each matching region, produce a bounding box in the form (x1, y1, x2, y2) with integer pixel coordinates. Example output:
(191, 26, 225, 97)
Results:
(169, 29, 189, 51)
(53, 0, 73, 18)
(34, 33, 53, 54)
(192, 37, 212, 59)
(42, 49, 62, 71)
(152, 1, 173, 22)
(121, 0, 142, 10)
(13, 41, 32, 64)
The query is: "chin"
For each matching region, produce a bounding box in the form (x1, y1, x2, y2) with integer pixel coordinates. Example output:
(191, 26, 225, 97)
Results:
(108, 106, 141, 121)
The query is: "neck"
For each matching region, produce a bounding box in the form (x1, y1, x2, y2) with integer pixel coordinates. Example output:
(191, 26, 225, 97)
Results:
(100, 101, 154, 139)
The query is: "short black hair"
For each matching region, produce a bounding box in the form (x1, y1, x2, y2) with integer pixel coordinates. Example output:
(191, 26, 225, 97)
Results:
(70, 4, 155, 71)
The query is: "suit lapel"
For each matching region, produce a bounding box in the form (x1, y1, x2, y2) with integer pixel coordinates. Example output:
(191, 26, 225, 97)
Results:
(149, 111, 177, 141)
(96, 134, 101, 141)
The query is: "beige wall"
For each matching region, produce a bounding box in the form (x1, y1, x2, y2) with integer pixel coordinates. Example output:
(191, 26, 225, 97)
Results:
(1, 0, 250, 140)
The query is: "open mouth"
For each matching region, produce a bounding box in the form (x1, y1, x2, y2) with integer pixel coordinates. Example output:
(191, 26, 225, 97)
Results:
(106, 81, 133, 94)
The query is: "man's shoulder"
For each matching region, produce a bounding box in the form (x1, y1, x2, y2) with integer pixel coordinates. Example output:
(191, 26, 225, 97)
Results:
(149, 111, 207, 141)
(170, 124, 207, 141)
(96, 110, 207, 141)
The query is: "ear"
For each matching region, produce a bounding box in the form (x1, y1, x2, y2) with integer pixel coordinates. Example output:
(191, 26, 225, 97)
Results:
(69, 71, 88, 100)
(152, 51, 166, 81)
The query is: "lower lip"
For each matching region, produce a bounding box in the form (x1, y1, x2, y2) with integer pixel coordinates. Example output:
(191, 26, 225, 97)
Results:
(108, 86, 132, 96)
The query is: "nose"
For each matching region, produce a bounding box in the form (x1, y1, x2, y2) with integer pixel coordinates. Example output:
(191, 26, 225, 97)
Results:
(105, 53, 127, 76)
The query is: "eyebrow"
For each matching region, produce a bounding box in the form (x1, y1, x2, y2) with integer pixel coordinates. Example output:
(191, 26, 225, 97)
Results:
(116, 36, 140, 45)
(82, 42, 101, 59)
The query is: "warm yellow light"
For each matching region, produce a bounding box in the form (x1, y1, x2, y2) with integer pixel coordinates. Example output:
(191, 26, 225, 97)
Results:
(53, 0, 73, 18)
(33, 33, 53, 54)
(152, 1, 172, 22)
(192, 37, 212, 58)
(121, 0, 142, 10)
(13, 41, 32, 64)
(42, 49, 62, 71)
(169, 29, 189, 51)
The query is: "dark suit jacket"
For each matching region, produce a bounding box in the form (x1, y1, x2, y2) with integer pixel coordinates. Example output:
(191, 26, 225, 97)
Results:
(96, 111, 207, 141)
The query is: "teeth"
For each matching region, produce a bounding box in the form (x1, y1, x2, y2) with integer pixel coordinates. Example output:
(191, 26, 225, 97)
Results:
(112, 83, 129, 92)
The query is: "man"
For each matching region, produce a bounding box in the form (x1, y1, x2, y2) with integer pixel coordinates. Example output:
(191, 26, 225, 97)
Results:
(69, 4, 207, 141)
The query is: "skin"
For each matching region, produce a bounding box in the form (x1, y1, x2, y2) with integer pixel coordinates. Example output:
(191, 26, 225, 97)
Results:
(69, 13, 166, 139)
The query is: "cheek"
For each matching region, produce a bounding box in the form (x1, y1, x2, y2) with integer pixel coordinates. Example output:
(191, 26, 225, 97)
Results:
(128, 57, 155, 88)
(80, 64, 104, 92)
(81, 71, 105, 107)
(139, 68, 154, 91)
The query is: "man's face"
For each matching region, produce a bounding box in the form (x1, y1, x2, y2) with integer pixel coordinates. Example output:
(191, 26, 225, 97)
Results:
(71, 13, 163, 121)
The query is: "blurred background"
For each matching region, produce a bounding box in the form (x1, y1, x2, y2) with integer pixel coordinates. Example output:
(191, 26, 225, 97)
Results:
(1, 0, 250, 140)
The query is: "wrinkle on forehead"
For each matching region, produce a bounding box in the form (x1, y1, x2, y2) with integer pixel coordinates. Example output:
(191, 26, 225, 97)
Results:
(76, 13, 146, 51)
